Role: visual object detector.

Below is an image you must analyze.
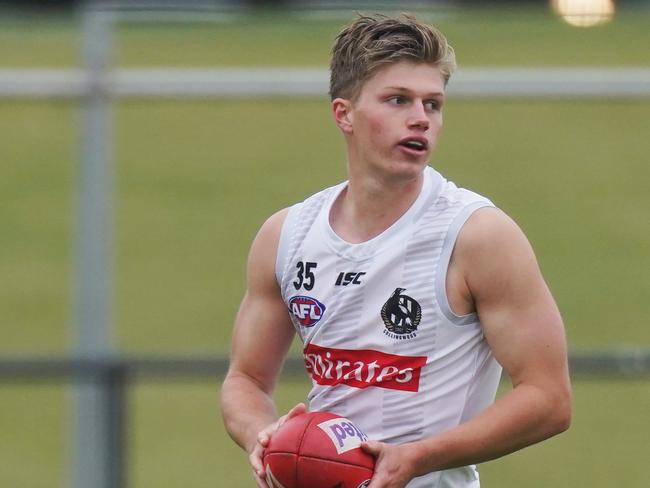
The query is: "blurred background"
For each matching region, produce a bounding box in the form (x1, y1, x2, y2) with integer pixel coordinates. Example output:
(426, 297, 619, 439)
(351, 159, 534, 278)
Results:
(0, 0, 648, 487)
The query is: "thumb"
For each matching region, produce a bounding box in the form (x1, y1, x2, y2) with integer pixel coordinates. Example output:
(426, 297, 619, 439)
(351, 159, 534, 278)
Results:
(361, 440, 384, 457)
(286, 402, 307, 419)
(277, 403, 307, 429)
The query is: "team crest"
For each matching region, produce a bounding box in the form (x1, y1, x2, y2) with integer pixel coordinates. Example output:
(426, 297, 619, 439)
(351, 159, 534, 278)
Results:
(381, 288, 421, 339)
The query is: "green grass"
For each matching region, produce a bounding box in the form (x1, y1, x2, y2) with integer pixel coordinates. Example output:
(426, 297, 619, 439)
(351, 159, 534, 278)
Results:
(1, 7, 650, 67)
(0, 101, 75, 353)
(114, 98, 344, 352)
(0, 382, 67, 488)
(2, 98, 648, 352)
(2, 96, 648, 486)
(480, 379, 650, 487)
(1, 378, 648, 488)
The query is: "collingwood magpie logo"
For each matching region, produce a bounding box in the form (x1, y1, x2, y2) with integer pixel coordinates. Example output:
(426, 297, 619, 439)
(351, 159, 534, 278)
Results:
(381, 288, 421, 340)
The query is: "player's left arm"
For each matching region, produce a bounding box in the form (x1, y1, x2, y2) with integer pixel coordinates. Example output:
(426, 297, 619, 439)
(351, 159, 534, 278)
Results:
(363, 207, 572, 487)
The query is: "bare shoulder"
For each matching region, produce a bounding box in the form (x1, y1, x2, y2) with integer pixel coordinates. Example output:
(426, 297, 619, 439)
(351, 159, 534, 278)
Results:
(253, 208, 291, 251)
(457, 206, 531, 257)
(247, 207, 291, 278)
(454, 207, 538, 284)
(447, 205, 555, 324)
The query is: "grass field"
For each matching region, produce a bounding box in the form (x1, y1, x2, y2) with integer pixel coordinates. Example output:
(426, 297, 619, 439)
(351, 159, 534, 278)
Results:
(1, 7, 650, 67)
(1, 378, 649, 487)
(1, 5, 649, 488)
(3, 98, 648, 352)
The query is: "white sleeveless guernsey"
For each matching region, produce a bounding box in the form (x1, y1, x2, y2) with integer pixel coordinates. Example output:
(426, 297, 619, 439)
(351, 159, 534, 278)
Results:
(276, 166, 503, 488)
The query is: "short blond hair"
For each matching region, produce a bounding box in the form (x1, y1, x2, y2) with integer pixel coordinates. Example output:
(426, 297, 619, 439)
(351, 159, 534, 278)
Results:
(329, 13, 456, 101)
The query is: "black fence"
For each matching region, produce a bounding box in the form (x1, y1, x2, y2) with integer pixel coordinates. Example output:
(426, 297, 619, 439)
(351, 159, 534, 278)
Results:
(2, 351, 650, 382)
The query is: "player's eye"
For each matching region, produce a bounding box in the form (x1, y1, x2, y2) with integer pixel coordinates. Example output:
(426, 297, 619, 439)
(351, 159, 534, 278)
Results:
(424, 100, 441, 111)
(387, 96, 407, 105)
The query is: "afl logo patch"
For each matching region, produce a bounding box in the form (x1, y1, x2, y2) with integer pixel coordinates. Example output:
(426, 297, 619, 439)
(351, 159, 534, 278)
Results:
(288, 295, 326, 327)
(381, 288, 421, 339)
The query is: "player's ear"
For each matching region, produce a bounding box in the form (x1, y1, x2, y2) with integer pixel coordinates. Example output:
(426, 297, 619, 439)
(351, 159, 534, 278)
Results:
(332, 98, 353, 133)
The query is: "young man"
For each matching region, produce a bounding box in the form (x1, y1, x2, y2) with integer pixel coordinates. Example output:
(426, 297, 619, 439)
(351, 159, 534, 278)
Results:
(221, 14, 571, 488)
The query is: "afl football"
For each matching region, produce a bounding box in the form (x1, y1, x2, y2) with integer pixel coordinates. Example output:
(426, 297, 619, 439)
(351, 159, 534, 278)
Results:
(263, 411, 375, 488)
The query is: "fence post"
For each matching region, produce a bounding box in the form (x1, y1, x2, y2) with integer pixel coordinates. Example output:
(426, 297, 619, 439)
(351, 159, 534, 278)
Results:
(106, 363, 128, 488)
(72, 5, 119, 488)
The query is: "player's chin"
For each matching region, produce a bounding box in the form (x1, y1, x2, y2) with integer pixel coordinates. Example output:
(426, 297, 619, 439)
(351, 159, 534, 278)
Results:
(389, 157, 429, 177)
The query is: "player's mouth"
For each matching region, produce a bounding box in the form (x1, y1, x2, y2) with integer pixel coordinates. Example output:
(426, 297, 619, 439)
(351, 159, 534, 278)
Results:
(397, 137, 429, 156)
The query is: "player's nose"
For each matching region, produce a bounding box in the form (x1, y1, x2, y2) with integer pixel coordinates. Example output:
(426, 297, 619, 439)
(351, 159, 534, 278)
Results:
(407, 102, 429, 130)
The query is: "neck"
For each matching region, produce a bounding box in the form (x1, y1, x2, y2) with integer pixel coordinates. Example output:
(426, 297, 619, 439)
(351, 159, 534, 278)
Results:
(330, 167, 425, 244)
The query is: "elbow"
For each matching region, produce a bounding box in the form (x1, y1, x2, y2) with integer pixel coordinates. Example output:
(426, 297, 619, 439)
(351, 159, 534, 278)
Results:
(552, 405, 571, 435)
(558, 398, 572, 434)
(549, 385, 572, 435)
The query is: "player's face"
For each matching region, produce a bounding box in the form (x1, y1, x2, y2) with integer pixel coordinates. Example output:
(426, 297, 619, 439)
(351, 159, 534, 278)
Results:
(340, 61, 445, 181)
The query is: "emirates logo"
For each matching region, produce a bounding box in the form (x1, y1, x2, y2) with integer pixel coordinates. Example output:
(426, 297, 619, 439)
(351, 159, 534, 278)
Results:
(381, 288, 421, 339)
(303, 343, 426, 392)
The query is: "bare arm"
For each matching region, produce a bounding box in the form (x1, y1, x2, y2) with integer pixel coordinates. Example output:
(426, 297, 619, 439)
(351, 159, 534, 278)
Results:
(364, 208, 571, 487)
(220, 208, 296, 454)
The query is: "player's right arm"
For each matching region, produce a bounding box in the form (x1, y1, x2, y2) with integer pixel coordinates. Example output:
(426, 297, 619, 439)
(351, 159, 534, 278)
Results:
(220, 208, 303, 484)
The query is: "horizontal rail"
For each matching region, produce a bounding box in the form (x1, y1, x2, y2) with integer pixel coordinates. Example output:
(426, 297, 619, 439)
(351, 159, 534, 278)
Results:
(0, 67, 649, 98)
(1, 350, 649, 380)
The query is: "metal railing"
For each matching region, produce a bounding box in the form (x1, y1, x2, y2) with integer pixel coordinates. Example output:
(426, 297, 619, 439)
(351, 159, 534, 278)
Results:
(2, 66, 650, 98)
(2, 351, 649, 381)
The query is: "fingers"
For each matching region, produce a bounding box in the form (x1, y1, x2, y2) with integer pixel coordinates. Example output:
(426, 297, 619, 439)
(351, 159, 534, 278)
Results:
(257, 428, 272, 448)
(361, 440, 384, 457)
(253, 470, 269, 488)
(250, 406, 308, 488)
(277, 402, 307, 428)
(361, 441, 384, 488)
(287, 402, 307, 418)
(362, 442, 413, 488)
(252, 469, 267, 488)
(250, 425, 276, 482)
(249, 441, 266, 477)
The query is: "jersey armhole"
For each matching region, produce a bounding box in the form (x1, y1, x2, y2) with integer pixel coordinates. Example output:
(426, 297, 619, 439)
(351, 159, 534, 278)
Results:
(275, 204, 301, 288)
(435, 200, 494, 326)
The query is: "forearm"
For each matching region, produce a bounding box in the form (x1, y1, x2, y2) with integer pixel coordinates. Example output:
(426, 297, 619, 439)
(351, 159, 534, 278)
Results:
(220, 371, 279, 453)
(410, 383, 571, 475)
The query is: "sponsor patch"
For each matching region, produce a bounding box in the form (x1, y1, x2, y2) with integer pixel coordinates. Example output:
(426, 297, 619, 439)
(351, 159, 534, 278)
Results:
(304, 344, 427, 392)
(288, 295, 326, 327)
(317, 417, 368, 454)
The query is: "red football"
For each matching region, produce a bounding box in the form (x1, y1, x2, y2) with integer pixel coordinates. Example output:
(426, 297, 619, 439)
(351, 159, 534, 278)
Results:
(263, 411, 375, 488)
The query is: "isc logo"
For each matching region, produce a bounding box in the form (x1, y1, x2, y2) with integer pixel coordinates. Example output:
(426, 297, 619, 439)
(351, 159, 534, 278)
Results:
(335, 271, 366, 286)
(288, 296, 326, 327)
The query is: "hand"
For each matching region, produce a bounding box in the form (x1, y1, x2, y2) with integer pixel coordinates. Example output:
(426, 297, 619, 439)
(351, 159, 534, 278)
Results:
(249, 403, 307, 488)
(361, 441, 417, 488)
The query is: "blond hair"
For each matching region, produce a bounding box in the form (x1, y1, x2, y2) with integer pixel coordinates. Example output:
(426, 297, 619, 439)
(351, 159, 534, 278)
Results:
(329, 14, 456, 101)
